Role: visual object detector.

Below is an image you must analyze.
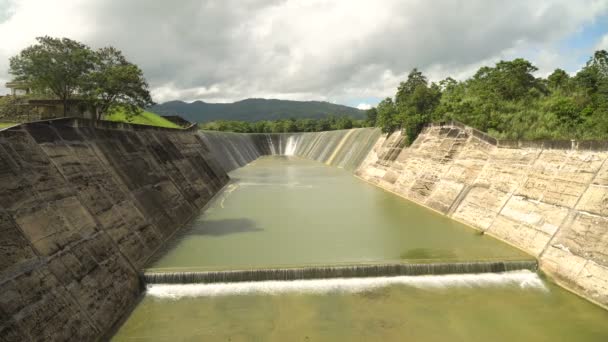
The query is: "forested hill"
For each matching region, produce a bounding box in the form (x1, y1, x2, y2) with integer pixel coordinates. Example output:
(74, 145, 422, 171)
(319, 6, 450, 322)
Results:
(148, 98, 365, 123)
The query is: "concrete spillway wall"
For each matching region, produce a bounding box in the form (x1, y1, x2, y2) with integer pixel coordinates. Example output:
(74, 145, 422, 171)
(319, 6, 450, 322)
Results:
(2, 118, 607, 341)
(356, 123, 608, 308)
(0, 119, 228, 341)
(143, 260, 538, 284)
(199, 128, 382, 172)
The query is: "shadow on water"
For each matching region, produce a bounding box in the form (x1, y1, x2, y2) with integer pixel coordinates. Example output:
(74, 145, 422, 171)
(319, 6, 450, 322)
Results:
(146, 218, 263, 267)
(400, 248, 458, 260)
(188, 218, 264, 236)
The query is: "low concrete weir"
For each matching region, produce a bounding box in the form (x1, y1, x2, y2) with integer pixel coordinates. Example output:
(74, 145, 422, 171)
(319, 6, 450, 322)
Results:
(143, 260, 538, 284)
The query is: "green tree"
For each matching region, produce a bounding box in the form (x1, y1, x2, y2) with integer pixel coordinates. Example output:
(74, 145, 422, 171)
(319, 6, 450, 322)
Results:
(365, 107, 377, 127)
(392, 69, 440, 143)
(547, 68, 570, 91)
(376, 97, 398, 133)
(86, 47, 154, 120)
(9, 36, 96, 115)
(469, 58, 543, 101)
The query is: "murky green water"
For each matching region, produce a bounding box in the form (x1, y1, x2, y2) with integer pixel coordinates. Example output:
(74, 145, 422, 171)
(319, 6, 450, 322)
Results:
(147, 156, 529, 272)
(113, 274, 608, 341)
(114, 157, 608, 341)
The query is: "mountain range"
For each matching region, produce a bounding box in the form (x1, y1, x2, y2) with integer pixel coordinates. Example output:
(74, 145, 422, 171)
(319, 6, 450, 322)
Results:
(148, 98, 365, 123)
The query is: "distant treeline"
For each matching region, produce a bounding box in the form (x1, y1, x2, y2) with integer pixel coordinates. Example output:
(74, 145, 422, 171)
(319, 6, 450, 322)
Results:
(200, 116, 369, 133)
(370, 50, 608, 143)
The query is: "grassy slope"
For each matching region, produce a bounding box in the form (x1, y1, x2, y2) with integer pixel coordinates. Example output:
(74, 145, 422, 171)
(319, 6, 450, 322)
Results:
(0, 122, 16, 129)
(104, 110, 181, 129)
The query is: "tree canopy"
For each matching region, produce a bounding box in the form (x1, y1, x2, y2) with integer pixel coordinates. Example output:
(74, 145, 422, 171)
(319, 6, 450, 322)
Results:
(9, 36, 153, 119)
(371, 50, 608, 142)
(200, 116, 368, 133)
(9, 37, 95, 115)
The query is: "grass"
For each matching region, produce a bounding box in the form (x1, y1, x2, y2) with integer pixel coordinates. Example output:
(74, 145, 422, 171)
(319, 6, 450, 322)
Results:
(104, 110, 182, 129)
(0, 122, 17, 129)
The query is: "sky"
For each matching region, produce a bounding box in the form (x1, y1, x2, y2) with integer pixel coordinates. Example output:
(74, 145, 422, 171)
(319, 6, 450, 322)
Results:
(1, 0, 607, 109)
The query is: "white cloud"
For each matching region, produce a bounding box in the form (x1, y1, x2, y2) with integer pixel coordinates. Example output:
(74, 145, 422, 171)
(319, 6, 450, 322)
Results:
(0, 0, 607, 102)
(597, 33, 608, 50)
(356, 103, 372, 110)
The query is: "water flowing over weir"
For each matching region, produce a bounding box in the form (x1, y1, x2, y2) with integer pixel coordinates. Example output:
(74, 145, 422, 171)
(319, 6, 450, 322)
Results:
(143, 260, 538, 284)
(145, 271, 547, 299)
(112, 129, 608, 341)
(199, 128, 382, 172)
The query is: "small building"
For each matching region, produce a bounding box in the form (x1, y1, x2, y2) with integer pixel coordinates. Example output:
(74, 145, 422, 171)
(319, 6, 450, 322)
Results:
(2, 82, 96, 121)
(5, 81, 31, 96)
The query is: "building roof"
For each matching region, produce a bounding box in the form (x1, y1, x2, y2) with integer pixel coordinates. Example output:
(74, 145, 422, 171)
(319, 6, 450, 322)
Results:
(5, 81, 30, 89)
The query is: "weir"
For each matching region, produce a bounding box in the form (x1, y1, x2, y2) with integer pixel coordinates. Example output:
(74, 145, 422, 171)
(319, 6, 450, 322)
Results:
(3, 118, 607, 341)
(143, 260, 538, 284)
(199, 127, 382, 171)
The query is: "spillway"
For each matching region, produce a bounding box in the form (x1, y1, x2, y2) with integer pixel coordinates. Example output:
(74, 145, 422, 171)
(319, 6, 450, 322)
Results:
(199, 128, 381, 171)
(143, 260, 538, 284)
(112, 129, 608, 341)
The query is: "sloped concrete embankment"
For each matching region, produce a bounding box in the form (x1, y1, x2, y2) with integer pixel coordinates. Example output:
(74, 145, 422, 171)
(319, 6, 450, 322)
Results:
(199, 128, 381, 172)
(0, 119, 228, 341)
(356, 123, 608, 308)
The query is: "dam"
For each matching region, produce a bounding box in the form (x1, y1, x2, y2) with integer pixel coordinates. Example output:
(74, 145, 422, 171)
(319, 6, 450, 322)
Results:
(1, 119, 608, 341)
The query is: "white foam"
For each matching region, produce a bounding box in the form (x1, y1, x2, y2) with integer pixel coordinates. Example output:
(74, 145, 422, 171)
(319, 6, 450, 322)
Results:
(146, 270, 547, 299)
(285, 135, 299, 156)
(238, 182, 313, 188)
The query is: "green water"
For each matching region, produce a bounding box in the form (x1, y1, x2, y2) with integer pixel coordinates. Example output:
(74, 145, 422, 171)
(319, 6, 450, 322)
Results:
(147, 156, 529, 272)
(113, 276, 608, 341)
(114, 157, 608, 341)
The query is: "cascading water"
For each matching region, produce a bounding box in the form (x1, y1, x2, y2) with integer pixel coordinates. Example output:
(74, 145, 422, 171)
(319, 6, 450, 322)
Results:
(143, 260, 538, 284)
(266, 134, 277, 155)
(146, 270, 547, 299)
(199, 128, 382, 172)
(284, 135, 299, 156)
(114, 134, 608, 341)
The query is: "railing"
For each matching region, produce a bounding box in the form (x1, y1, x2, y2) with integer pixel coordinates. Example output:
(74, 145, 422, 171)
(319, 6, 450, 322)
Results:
(424, 120, 608, 151)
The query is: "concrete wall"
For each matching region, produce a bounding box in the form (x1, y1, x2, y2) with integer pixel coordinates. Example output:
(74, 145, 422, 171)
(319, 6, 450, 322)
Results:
(356, 123, 608, 308)
(0, 118, 228, 341)
(199, 128, 381, 172)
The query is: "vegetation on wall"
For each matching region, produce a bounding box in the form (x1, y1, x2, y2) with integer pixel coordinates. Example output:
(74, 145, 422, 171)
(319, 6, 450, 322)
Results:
(371, 50, 608, 143)
(0, 122, 16, 129)
(200, 116, 368, 133)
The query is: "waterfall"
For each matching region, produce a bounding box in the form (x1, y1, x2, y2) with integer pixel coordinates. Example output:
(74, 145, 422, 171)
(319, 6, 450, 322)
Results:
(143, 260, 537, 284)
(200, 128, 382, 172)
(266, 134, 277, 155)
(146, 270, 546, 299)
(285, 135, 299, 156)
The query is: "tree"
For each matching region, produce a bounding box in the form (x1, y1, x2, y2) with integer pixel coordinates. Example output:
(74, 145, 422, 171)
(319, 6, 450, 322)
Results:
(392, 69, 440, 143)
(396, 68, 427, 109)
(9, 36, 95, 115)
(376, 97, 398, 133)
(86, 47, 154, 120)
(547, 69, 570, 91)
(469, 58, 543, 101)
(365, 107, 377, 127)
(575, 50, 608, 95)
(9, 36, 153, 121)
